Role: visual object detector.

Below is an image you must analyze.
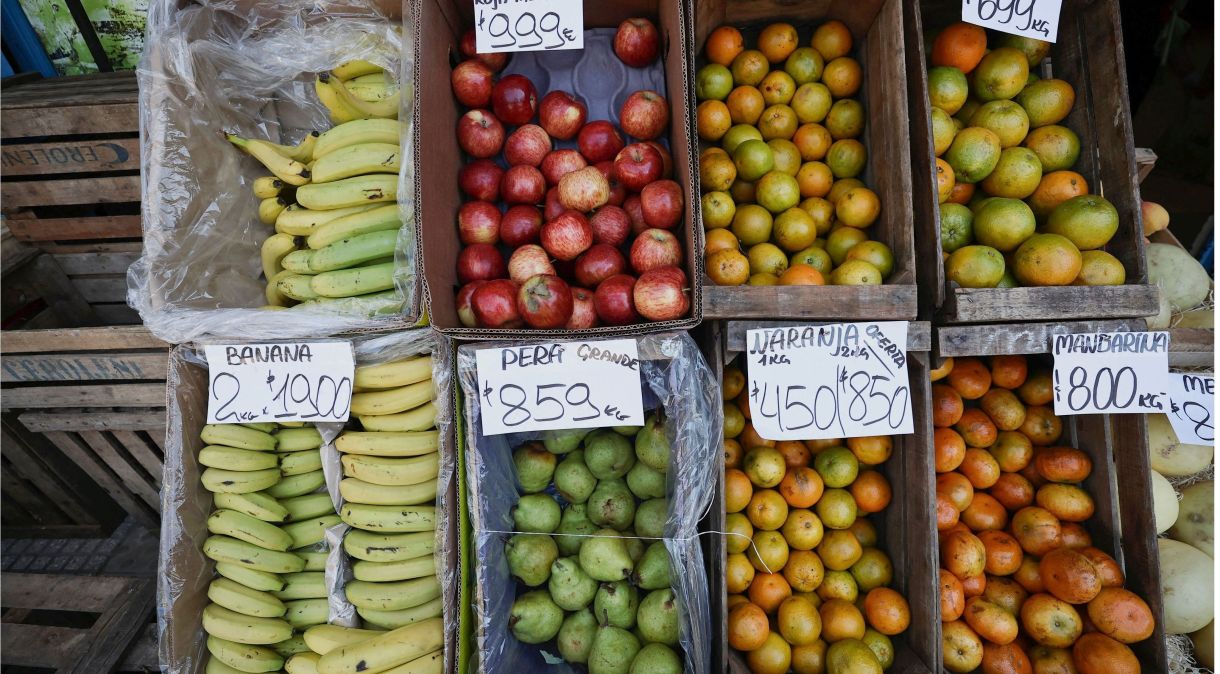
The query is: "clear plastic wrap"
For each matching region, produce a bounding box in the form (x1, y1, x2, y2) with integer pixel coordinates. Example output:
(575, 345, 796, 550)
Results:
(130, 0, 418, 343)
(457, 331, 720, 674)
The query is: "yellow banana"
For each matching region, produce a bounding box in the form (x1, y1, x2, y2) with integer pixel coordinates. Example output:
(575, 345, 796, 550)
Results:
(286, 651, 321, 674)
(283, 514, 342, 549)
(302, 624, 382, 656)
(352, 554, 435, 582)
(295, 174, 396, 211)
(277, 203, 380, 237)
(273, 635, 311, 657)
(334, 430, 439, 457)
(266, 269, 296, 307)
(343, 530, 434, 563)
(316, 617, 442, 674)
(322, 73, 399, 120)
(332, 60, 385, 81)
(207, 509, 293, 551)
(309, 142, 399, 183)
(283, 598, 330, 629)
(350, 380, 432, 416)
(340, 504, 436, 533)
(281, 492, 335, 523)
(215, 562, 285, 592)
(202, 424, 278, 451)
(200, 445, 279, 472)
(313, 118, 402, 159)
(261, 234, 299, 281)
(261, 131, 319, 162)
(214, 491, 290, 523)
(357, 404, 438, 432)
(265, 470, 325, 499)
(299, 550, 329, 572)
(203, 603, 294, 645)
(279, 450, 323, 476)
(209, 578, 286, 618)
(259, 197, 290, 225)
(205, 657, 249, 674)
(340, 577, 440, 613)
(202, 467, 281, 494)
(378, 649, 443, 674)
(204, 535, 306, 574)
(347, 80, 398, 103)
(339, 477, 436, 506)
(242, 422, 278, 433)
(354, 356, 432, 390)
(356, 600, 443, 631)
(253, 176, 286, 199)
(341, 453, 438, 487)
(227, 134, 310, 186)
(274, 427, 323, 451)
(273, 571, 327, 600)
(207, 635, 284, 673)
(351, 72, 390, 85)
(281, 249, 316, 275)
(315, 75, 360, 124)
(278, 274, 322, 302)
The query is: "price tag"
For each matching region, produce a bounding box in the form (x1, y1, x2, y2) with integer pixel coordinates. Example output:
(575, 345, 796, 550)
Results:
(473, 0, 583, 53)
(204, 343, 354, 424)
(1051, 332, 1169, 415)
(475, 339, 644, 436)
(745, 323, 914, 441)
(1167, 373, 1215, 445)
(962, 0, 1063, 42)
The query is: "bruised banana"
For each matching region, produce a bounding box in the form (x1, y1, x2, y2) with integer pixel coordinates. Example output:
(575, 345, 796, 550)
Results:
(313, 118, 402, 159)
(261, 233, 298, 281)
(340, 504, 436, 532)
(285, 652, 320, 674)
(343, 530, 434, 563)
(341, 452, 439, 487)
(310, 142, 399, 183)
(207, 509, 293, 551)
(199, 445, 278, 471)
(354, 355, 431, 390)
(207, 635, 284, 673)
(273, 571, 327, 600)
(209, 577, 287, 618)
(204, 535, 306, 573)
(310, 262, 396, 298)
(309, 229, 397, 273)
(227, 135, 310, 186)
(350, 379, 432, 416)
(316, 617, 443, 674)
(202, 424, 277, 451)
(274, 427, 323, 451)
(295, 174, 396, 211)
(283, 598, 330, 629)
(203, 603, 293, 645)
(281, 492, 335, 522)
(331, 59, 385, 81)
(334, 430, 438, 457)
(281, 249, 316, 275)
(279, 274, 322, 302)
(303, 624, 382, 656)
(321, 72, 399, 120)
(342, 577, 440, 612)
(339, 477, 437, 506)
(265, 469, 325, 499)
(276, 203, 380, 236)
(253, 176, 286, 199)
(298, 550, 329, 572)
(357, 598, 443, 630)
(259, 197, 290, 225)
(215, 562, 285, 592)
(214, 491, 290, 523)
(358, 403, 438, 432)
(352, 554, 435, 582)
(306, 203, 400, 250)
(202, 467, 281, 494)
(283, 514, 342, 549)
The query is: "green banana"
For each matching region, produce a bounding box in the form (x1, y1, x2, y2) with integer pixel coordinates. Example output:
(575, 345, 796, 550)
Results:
(338, 477, 436, 506)
(309, 230, 397, 272)
(332, 60, 385, 81)
(203, 603, 293, 645)
(274, 427, 323, 452)
(340, 504, 436, 533)
(265, 470, 325, 499)
(334, 430, 439, 457)
(205, 657, 249, 674)
(313, 118, 402, 159)
(343, 530, 435, 563)
(226, 135, 310, 186)
(354, 356, 432, 390)
(340, 452, 439, 487)
(342, 577, 440, 612)
(296, 174, 396, 211)
(352, 554, 435, 583)
(242, 422, 278, 433)
(273, 571, 327, 600)
(202, 424, 277, 451)
(207, 635, 284, 673)
(209, 578, 286, 619)
(279, 450, 323, 476)
(281, 492, 335, 523)
(302, 624, 382, 656)
(322, 73, 400, 120)
(286, 651, 321, 674)
(356, 599, 443, 630)
(200, 445, 279, 472)
(259, 197, 290, 225)
(207, 509, 293, 551)
(283, 515, 342, 549)
(202, 467, 281, 494)
(357, 404, 438, 432)
(316, 617, 442, 674)
(214, 491, 290, 523)
(204, 535, 306, 574)
(291, 290, 402, 317)
(349, 379, 431, 416)
(310, 262, 396, 298)
(273, 634, 312, 657)
(309, 142, 399, 184)
(281, 249, 316, 274)
(283, 598, 330, 629)
(298, 550, 329, 572)
(277, 203, 380, 236)
(305, 204, 400, 250)
(215, 562, 284, 592)
(278, 274, 322, 302)
(279, 421, 306, 428)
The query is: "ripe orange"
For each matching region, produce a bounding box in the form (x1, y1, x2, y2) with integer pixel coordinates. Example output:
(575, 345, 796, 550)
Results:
(990, 472, 1035, 511)
(932, 384, 966, 427)
(973, 48, 1030, 101)
(820, 598, 867, 642)
(727, 85, 766, 125)
(981, 642, 1033, 674)
(728, 601, 771, 650)
(941, 529, 987, 579)
(783, 509, 824, 551)
(1087, 587, 1155, 643)
(1079, 547, 1125, 587)
(1013, 233, 1082, 287)
(941, 569, 966, 621)
(937, 494, 962, 531)
(1017, 370, 1054, 406)
(724, 438, 743, 469)
(947, 357, 992, 400)
(727, 552, 756, 594)
(776, 440, 811, 468)
(935, 427, 967, 472)
(706, 248, 751, 286)
(759, 23, 800, 63)
(749, 632, 794, 674)
(1040, 547, 1102, 604)
(863, 587, 911, 636)
(778, 595, 823, 645)
(1072, 633, 1140, 674)
(956, 408, 999, 448)
(850, 470, 892, 513)
(1022, 594, 1084, 648)
(964, 596, 1020, 645)
(1059, 522, 1092, 549)
(1074, 250, 1126, 286)
(836, 187, 881, 228)
(823, 57, 862, 98)
(797, 161, 834, 197)
(812, 20, 853, 61)
(989, 431, 1034, 472)
(961, 448, 1002, 489)
(943, 620, 985, 673)
(847, 435, 892, 465)
(1011, 506, 1063, 556)
(747, 488, 789, 530)
(936, 158, 956, 203)
(981, 388, 1028, 431)
(1036, 483, 1095, 522)
(962, 492, 1008, 531)
(938, 471, 976, 512)
(990, 354, 1029, 389)
(1020, 406, 1063, 446)
(706, 26, 745, 66)
(777, 263, 827, 286)
(931, 22, 988, 73)
(1028, 171, 1089, 220)
(1034, 447, 1092, 483)
(979, 530, 1024, 576)
(1017, 79, 1076, 128)
(1014, 554, 1045, 594)
(749, 572, 793, 614)
(725, 468, 753, 512)
(779, 466, 824, 508)
(784, 549, 826, 593)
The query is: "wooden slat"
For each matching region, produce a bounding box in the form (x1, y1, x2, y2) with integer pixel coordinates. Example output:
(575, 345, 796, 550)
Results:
(32, 241, 143, 255)
(19, 411, 166, 433)
(0, 427, 98, 525)
(2, 254, 99, 327)
(0, 326, 167, 353)
(1, 352, 168, 382)
(1, 72, 138, 106)
(1, 103, 139, 139)
(701, 284, 918, 320)
(942, 285, 1162, 323)
(1, 175, 140, 209)
(936, 319, 1147, 358)
(725, 320, 932, 353)
(93, 303, 143, 325)
(0, 466, 63, 525)
(1, 138, 140, 176)
(53, 251, 140, 276)
(1, 573, 135, 612)
(40, 431, 156, 527)
(62, 578, 155, 674)
(112, 430, 164, 489)
(71, 275, 128, 303)
(78, 430, 161, 510)
(0, 623, 88, 668)
(0, 383, 167, 409)
(118, 622, 159, 671)
(5, 215, 143, 242)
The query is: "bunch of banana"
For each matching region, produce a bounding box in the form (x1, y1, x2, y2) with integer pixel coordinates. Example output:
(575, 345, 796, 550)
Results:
(288, 620, 443, 674)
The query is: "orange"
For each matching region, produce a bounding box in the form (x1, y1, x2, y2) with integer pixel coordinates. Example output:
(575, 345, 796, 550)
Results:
(932, 384, 966, 427)
(1014, 554, 1045, 594)
(1028, 170, 1089, 219)
(1059, 522, 1092, 549)
(758, 104, 799, 140)
(703, 190, 736, 229)
(998, 34, 1052, 67)
(748, 632, 794, 674)
(863, 587, 910, 636)
(956, 408, 998, 448)
(960, 572, 987, 598)
(726, 513, 754, 554)
(739, 421, 773, 448)
(948, 357, 992, 400)
(928, 66, 970, 115)
(973, 48, 1030, 101)
(706, 26, 745, 66)
(1013, 234, 1082, 287)
(749, 530, 791, 572)
(1018, 370, 1054, 406)
(935, 428, 967, 472)
(779, 466, 824, 508)
(981, 642, 1033, 674)
(706, 248, 751, 286)
(759, 23, 799, 63)
(850, 470, 891, 513)
(785, 47, 825, 86)
(941, 529, 987, 579)
(990, 354, 1029, 390)
(970, 100, 1030, 148)
(1024, 125, 1081, 172)
(981, 388, 1027, 431)
(820, 598, 867, 642)
(791, 641, 828, 674)
(1036, 483, 1095, 522)
(705, 227, 741, 255)
(818, 569, 859, 603)
(727, 85, 765, 125)
(818, 529, 863, 571)
(776, 440, 811, 468)
(946, 127, 1002, 184)
(749, 572, 793, 614)
(943, 620, 985, 673)
(728, 601, 771, 650)
(836, 187, 881, 228)
(826, 227, 869, 265)
(830, 260, 882, 286)
(800, 196, 835, 234)
(938, 471, 975, 512)
(1034, 447, 1092, 483)
(777, 262, 826, 286)
(697, 100, 732, 141)
(847, 435, 892, 465)
(724, 438, 743, 469)
(1079, 548, 1124, 587)
(990, 431, 1034, 472)
(826, 139, 867, 179)
(773, 207, 819, 251)
(948, 181, 976, 205)
(1021, 593, 1082, 648)
(980, 147, 1043, 199)
(823, 57, 862, 98)
(1011, 506, 1063, 556)
(812, 21, 853, 61)
(796, 161, 833, 198)
(1029, 645, 1077, 673)
(1045, 195, 1119, 251)
(1040, 548, 1102, 604)
(936, 158, 956, 203)
(826, 99, 864, 139)
(730, 49, 770, 87)
(1020, 406, 1063, 446)
(727, 552, 756, 594)
(991, 472, 1035, 511)
(937, 494, 962, 531)
(850, 548, 893, 592)
(932, 107, 959, 156)
(700, 153, 738, 192)
(979, 530, 1024, 576)
(793, 123, 832, 162)
(747, 488, 789, 530)
(725, 468, 753, 512)
(961, 448, 1002, 489)
(778, 595, 823, 645)
(784, 549, 826, 593)
(1072, 633, 1140, 674)
(782, 509, 824, 551)
(962, 492, 1008, 531)
(941, 569, 966, 621)
(1017, 79, 1076, 128)
(827, 177, 865, 204)
(1087, 587, 1155, 643)
(849, 519, 877, 548)
(983, 575, 1029, 615)
(932, 22, 988, 73)
(1074, 250, 1126, 286)
(964, 596, 1020, 645)
(973, 197, 1037, 252)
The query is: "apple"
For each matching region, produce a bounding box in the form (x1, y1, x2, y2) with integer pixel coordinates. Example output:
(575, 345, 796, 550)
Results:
(594, 161, 627, 206)
(589, 205, 632, 247)
(613, 143, 664, 192)
(544, 187, 565, 221)
(623, 195, 648, 234)
(620, 91, 669, 140)
(540, 149, 588, 186)
(634, 266, 689, 321)
(457, 109, 505, 158)
(630, 228, 682, 273)
(640, 179, 683, 229)
(540, 210, 594, 261)
(459, 159, 504, 202)
(644, 141, 674, 178)
(492, 74, 537, 126)
(558, 166, 610, 212)
(594, 274, 638, 325)
(457, 243, 506, 284)
(456, 280, 486, 327)
(450, 60, 494, 108)
(504, 124, 552, 167)
(460, 29, 508, 72)
(500, 205, 543, 247)
(567, 287, 598, 329)
(508, 244, 556, 284)
(458, 201, 501, 245)
(472, 279, 522, 328)
(517, 274, 574, 328)
(577, 121, 625, 164)
(501, 165, 546, 205)
(538, 91, 587, 140)
(575, 243, 627, 287)
(613, 18, 660, 68)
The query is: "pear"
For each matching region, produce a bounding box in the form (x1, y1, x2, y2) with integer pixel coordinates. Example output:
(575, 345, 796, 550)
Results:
(620, 529, 645, 563)
(513, 443, 556, 493)
(509, 590, 563, 644)
(555, 504, 598, 556)
(512, 493, 561, 533)
(588, 478, 636, 530)
(593, 580, 639, 628)
(505, 533, 558, 587)
(634, 413, 670, 472)
(580, 529, 634, 582)
(548, 556, 598, 611)
(637, 588, 679, 645)
(630, 643, 682, 674)
(584, 430, 636, 480)
(588, 625, 641, 674)
(557, 608, 598, 664)
(543, 428, 589, 454)
(626, 461, 667, 500)
(554, 451, 597, 504)
(633, 498, 668, 539)
(613, 425, 643, 437)
(632, 541, 671, 590)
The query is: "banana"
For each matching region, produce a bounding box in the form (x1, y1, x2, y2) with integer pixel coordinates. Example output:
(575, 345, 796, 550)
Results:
(344, 530, 435, 563)
(352, 554, 435, 582)
(242, 422, 278, 433)
(260, 304, 289, 311)
(313, 119, 402, 159)
(265, 469, 326, 499)
(205, 658, 249, 674)
(332, 60, 385, 81)
(273, 571, 327, 600)
(203, 603, 293, 645)
(202, 424, 278, 451)
(281, 249, 316, 275)
(339, 477, 437, 506)
(214, 492, 290, 523)
(347, 81, 398, 103)
(283, 598, 330, 629)
(274, 635, 312, 657)
(379, 649, 443, 674)
(322, 73, 400, 120)
(227, 135, 310, 186)
(202, 467, 282, 494)
(281, 492, 335, 523)
(260, 233, 299, 281)
(286, 652, 321, 674)
(306, 204, 401, 250)
(200, 445, 279, 472)
(209, 578, 288, 618)
(279, 450, 323, 476)
(277, 203, 380, 237)
(310, 262, 396, 298)
(207, 635, 284, 673)
(303, 624, 382, 656)
(291, 290, 402, 317)
(283, 514, 342, 549)
(341, 453, 438, 487)
(208, 509, 293, 551)
(308, 230, 398, 272)
(215, 562, 285, 592)
(357, 404, 438, 432)
(274, 427, 324, 452)
(350, 380, 432, 416)
(309, 142, 399, 184)
(253, 176, 286, 199)
(266, 269, 296, 307)
(316, 617, 443, 674)
(259, 197, 290, 225)
(351, 72, 390, 85)
(278, 274, 322, 302)
(280, 421, 306, 428)
(296, 174, 396, 211)
(204, 535, 306, 574)
(298, 550, 329, 572)
(356, 599, 443, 630)
(315, 76, 361, 124)
(354, 356, 432, 390)
(340, 504, 436, 533)
(261, 131, 319, 162)
(334, 430, 439, 457)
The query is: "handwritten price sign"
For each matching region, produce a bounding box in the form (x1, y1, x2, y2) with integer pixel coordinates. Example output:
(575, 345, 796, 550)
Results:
(1051, 332, 1170, 415)
(746, 323, 914, 441)
(962, 0, 1063, 42)
(475, 339, 644, 436)
(204, 343, 354, 423)
(474, 0, 583, 53)
(1167, 373, 1214, 445)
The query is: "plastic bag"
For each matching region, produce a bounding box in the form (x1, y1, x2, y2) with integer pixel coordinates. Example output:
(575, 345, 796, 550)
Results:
(457, 331, 719, 674)
(130, 0, 418, 343)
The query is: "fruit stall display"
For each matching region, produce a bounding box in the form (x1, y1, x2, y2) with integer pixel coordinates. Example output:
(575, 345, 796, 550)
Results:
(418, 1, 701, 335)
(907, 0, 1161, 324)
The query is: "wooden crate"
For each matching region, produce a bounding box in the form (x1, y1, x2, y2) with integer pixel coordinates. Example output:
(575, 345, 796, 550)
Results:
(696, 0, 919, 321)
(906, 0, 1161, 324)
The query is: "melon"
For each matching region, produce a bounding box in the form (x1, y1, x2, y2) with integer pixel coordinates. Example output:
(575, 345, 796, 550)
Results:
(1148, 414, 1214, 476)
(1170, 480, 1214, 557)
(1150, 470, 1179, 534)
(1159, 537, 1214, 634)
(1148, 242, 1212, 311)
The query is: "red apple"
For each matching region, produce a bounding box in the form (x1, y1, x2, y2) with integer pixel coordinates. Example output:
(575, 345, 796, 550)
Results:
(567, 287, 598, 329)
(456, 280, 486, 327)
(457, 243, 506, 284)
(540, 210, 594, 261)
(544, 187, 565, 221)
(594, 274, 638, 325)
(500, 205, 543, 247)
(640, 179, 683, 229)
(577, 121, 626, 164)
(634, 266, 689, 321)
(492, 74, 537, 126)
(630, 228, 682, 273)
(457, 109, 504, 158)
(451, 60, 494, 108)
(644, 141, 673, 178)
(460, 29, 508, 72)
(620, 91, 669, 140)
(540, 150, 588, 186)
(575, 243, 627, 287)
(501, 165, 546, 205)
(538, 91, 587, 140)
(558, 166, 610, 212)
(613, 143, 664, 192)
(613, 18, 660, 68)
(504, 124, 552, 167)
(594, 161, 627, 206)
(623, 195, 648, 235)
(458, 201, 501, 245)
(459, 159, 504, 202)
(508, 244, 556, 285)
(589, 205, 632, 247)
(472, 278, 522, 328)
(517, 274, 574, 328)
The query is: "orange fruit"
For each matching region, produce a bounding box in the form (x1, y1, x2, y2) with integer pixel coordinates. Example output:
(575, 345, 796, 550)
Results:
(932, 383, 966, 427)
(956, 408, 998, 449)
(779, 466, 825, 508)
(970, 100, 1031, 148)
(820, 598, 867, 642)
(979, 530, 1024, 576)
(749, 242, 790, 276)
(928, 66, 970, 115)
(1011, 506, 1063, 556)
(847, 435, 892, 465)
(948, 181, 975, 205)
(784, 549, 826, 593)
(1013, 233, 1082, 286)
(850, 470, 891, 514)
(938, 471, 975, 512)
(1018, 370, 1054, 406)
(1014, 555, 1045, 594)
(850, 548, 893, 592)
(1028, 170, 1089, 219)
(728, 601, 771, 650)
(981, 388, 1027, 431)
(812, 21, 853, 61)
(1020, 406, 1063, 446)
(826, 227, 869, 265)
(727, 85, 766, 125)
(827, 177, 865, 204)
(998, 34, 1052, 67)
(973, 197, 1036, 252)
(791, 640, 828, 674)
(863, 587, 910, 636)
(983, 575, 1029, 615)
(758, 104, 799, 140)
(1021, 593, 1083, 648)
(1036, 483, 1095, 522)
(961, 448, 1002, 489)
(836, 187, 881, 228)
(990, 431, 1034, 472)
(1017, 79, 1076, 128)
(990, 355, 1029, 390)
(980, 147, 1043, 200)
(796, 161, 834, 198)
(818, 529, 863, 571)
(941, 529, 987, 579)
(774, 207, 819, 251)
(778, 595, 823, 646)
(1024, 125, 1081, 172)
(705, 227, 741, 255)
(991, 472, 1035, 511)
(1072, 633, 1140, 674)
(747, 488, 789, 530)
(932, 22, 988, 73)
(981, 642, 1033, 674)
(1087, 587, 1155, 643)
(1034, 447, 1092, 483)
(727, 552, 756, 593)
(826, 98, 864, 139)
(782, 509, 824, 551)
(960, 572, 986, 598)
(946, 127, 1002, 184)
(1040, 547, 1103, 605)
(793, 123, 833, 161)
(1045, 195, 1119, 251)
(706, 26, 745, 66)
(726, 513, 754, 554)
(697, 100, 732, 141)
(759, 22, 799, 63)
(936, 158, 956, 203)
(725, 468, 753, 512)
(724, 438, 743, 469)
(943, 620, 985, 673)
(749, 572, 793, 614)
(706, 248, 751, 286)
(1059, 522, 1092, 549)
(731, 49, 771, 87)
(1074, 250, 1126, 286)
(776, 440, 811, 468)
(749, 632, 794, 674)
(973, 48, 1030, 101)
(848, 519, 877, 548)
(937, 494, 962, 531)
(947, 357, 992, 400)
(964, 596, 1020, 645)
(826, 139, 867, 179)
(1079, 547, 1125, 587)
(941, 569, 966, 621)
(962, 491, 1009, 532)
(935, 428, 967, 472)
(823, 57, 862, 98)
(749, 530, 791, 573)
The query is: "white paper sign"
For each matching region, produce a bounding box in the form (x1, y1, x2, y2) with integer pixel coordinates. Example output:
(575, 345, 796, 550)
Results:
(473, 0, 583, 53)
(962, 0, 1063, 42)
(745, 322, 914, 441)
(1167, 373, 1215, 446)
(205, 343, 354, 424)
(474, 339, 644, 436)
(1051, 331, 1170, 415)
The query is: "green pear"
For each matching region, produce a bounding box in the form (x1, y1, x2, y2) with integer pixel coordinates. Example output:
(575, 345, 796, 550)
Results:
(613, 425, 643, 436)
(509, 590, 563, 644)
(637, 588, 680, 645)
(632, 541, 671, 590)
(620, 529, 645, 563)
(630, 643, 682, 674)
(548, 556, 598, 610)
(634, 413, 670, 472)
(588, 478, 636, 530)
(505, 533, 558, 587)
(593, 580, 639, 628)
(580, 529, 634, 582)
(554, 451, 597, 504)
(513, 443, 556, 493)
(626, 461, 667, 500)
(557, 608, 598, 664)
(633, 498, 668, 539)
(543, 428, 590, 454)
(584, 430, 637, 480)
(512, 493, 561, 533)
(588, 625, 641, 674)
(555, 504, 598, 556)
